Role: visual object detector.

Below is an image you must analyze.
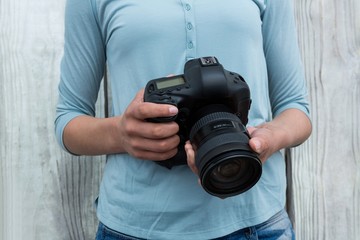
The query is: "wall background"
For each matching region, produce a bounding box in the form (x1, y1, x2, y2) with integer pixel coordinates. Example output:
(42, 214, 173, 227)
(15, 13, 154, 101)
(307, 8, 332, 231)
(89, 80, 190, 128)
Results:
(290, 1, 360, 239)
(1, 0, 359, 239)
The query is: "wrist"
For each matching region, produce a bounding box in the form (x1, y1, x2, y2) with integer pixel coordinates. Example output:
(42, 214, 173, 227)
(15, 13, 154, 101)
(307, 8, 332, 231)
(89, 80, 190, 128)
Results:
(107, 115, 126, 154)
(263, 108, 312, 150)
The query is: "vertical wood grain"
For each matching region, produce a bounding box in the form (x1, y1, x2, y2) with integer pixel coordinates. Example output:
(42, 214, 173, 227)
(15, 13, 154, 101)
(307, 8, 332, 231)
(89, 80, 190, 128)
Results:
(0, 0, 105, 239)
(292, 0, 360, 239)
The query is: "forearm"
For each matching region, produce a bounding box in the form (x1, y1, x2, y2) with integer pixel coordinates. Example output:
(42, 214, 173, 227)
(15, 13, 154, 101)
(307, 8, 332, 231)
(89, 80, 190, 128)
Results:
(61, 90, 180, 159)
(63, 115, 124, 156)
(263, 108, 312, 150)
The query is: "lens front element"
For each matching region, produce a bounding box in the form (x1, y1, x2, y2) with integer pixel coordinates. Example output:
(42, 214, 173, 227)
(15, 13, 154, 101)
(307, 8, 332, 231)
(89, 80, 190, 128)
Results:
(202, 150, 261, 198)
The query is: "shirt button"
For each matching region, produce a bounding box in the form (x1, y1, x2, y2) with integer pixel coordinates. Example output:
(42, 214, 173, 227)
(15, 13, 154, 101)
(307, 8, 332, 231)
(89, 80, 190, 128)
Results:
(185, 4, 191, 11)
(188, 41, 194, 49)
(187, 23, 193, 30)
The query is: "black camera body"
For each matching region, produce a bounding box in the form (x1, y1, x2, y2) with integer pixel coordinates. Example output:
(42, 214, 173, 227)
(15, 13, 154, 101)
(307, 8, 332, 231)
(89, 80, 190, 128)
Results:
(144, 56, 251, 145)
(144, 57, 262, 198)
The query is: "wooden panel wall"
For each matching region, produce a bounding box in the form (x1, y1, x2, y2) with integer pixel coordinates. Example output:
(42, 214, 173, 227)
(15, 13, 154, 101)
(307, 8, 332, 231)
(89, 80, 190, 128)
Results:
(0, 0, 105, 239)
(0, 0, 359, 239)
(290, 0, 360, 239)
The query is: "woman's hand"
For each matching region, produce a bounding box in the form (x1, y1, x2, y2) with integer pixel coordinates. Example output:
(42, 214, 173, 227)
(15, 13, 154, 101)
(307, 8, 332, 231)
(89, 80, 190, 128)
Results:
(63, 89, 181, 160)
(117, 89, 180, 161)
(184, 108, 311, 175)
(247, 125, 284, 163)
(247, 108, 312, 163)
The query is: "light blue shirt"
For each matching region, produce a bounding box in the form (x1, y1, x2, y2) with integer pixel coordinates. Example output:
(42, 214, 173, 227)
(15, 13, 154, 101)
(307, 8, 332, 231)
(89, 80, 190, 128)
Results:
(55, 0, 310, 239)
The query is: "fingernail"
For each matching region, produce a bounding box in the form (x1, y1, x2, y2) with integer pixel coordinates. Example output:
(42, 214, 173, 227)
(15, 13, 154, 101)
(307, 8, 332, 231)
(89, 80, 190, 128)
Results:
(169, 106, 178, 115)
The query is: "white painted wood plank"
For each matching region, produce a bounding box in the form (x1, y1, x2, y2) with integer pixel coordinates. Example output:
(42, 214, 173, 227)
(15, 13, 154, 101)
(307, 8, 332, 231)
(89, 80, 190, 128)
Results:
(0, 0, 105, 239)
(292, 0, 360, 239)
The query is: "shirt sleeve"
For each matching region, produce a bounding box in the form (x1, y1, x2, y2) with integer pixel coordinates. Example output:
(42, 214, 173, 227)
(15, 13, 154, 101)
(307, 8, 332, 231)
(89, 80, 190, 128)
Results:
(261, 0, 310, 118)
(54, 0, 106, 151)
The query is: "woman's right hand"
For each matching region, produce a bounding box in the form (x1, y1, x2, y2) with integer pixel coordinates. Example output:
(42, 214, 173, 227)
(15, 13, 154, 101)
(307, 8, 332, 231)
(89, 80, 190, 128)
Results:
(116, 89, 180, 161)
(63, 89, 180, 160)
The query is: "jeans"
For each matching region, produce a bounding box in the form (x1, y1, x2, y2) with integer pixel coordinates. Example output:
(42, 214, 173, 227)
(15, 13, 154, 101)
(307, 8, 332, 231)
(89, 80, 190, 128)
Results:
(95, 209, 295, 240)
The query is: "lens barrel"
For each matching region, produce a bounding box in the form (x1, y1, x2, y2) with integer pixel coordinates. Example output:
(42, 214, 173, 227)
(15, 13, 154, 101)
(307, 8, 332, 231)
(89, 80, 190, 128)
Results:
(189, 105, 262, 198)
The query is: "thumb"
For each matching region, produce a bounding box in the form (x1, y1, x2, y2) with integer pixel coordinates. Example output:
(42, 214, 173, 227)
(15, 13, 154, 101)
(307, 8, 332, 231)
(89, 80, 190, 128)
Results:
(249, 138, 262, 153)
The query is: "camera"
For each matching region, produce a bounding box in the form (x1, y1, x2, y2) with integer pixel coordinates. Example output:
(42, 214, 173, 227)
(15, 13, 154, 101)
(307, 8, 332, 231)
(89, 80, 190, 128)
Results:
(144, 57, 262, 198)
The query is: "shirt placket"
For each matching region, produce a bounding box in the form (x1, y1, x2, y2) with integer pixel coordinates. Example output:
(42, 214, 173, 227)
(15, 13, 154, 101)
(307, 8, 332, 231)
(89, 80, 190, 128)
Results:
(181, 0, 196, 61)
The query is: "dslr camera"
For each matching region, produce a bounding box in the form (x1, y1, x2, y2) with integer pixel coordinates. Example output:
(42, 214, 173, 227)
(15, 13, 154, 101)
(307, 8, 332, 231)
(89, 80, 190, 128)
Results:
(144, 57, 262, 198)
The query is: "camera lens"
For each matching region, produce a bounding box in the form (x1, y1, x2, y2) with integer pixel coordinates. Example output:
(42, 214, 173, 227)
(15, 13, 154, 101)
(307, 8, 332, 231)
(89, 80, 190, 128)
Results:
(216, 160, 243, 179)
(209, 160, 245, 189)
(189, 105, 262, 198)
(200, 149, 261, 197)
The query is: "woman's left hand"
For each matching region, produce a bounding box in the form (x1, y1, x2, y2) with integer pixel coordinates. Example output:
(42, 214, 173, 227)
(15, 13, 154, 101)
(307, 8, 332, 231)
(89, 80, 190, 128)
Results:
(185, 108, 312, 177)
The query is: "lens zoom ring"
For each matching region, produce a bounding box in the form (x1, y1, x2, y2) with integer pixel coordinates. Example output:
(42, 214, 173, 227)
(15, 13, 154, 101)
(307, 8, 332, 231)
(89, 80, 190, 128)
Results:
(190, 112, 240, 139)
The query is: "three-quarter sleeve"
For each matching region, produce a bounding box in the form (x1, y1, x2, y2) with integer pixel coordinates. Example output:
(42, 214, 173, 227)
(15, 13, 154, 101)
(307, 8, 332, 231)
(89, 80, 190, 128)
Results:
(55, 0, 106, 150)
(262, 0, 310, 118)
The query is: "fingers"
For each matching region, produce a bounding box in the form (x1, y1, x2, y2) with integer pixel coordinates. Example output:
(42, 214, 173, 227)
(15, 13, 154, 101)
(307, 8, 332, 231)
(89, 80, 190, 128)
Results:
(129, 134, 180, 155)
(137, 103, 178, 120)
(131, 89, 179, 120)
(247, 126, 261, 153)
(121, 127, 180, 161)
(124, 119, 179, 140)
(185, 141, 202, 186)
(185, 141, 198, 175)
(247, 125, 272, 163)
(119, 89, 181, 161)
(129, 145, 179, 161)
(123, 89, 180, 139)
(249, 137, 263, 154)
